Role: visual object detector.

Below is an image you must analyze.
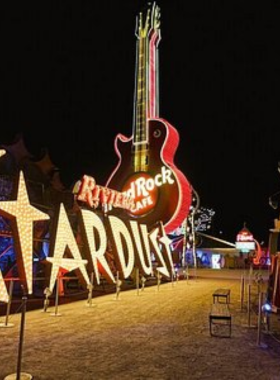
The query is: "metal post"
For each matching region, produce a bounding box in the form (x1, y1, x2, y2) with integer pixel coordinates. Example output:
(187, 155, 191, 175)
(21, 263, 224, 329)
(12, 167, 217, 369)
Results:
(256, 292, 268, 348)
(0, 280, 14, 328)
(191, 187, 200, 280)
(181, 217, 187, 278)
(6, 280, 13, 325)
(51, 278, 61, 317)
(240, 275, 245, 311)
(87, 272, 94, 307)
(191, 212, 197, 280)
(4, 296, 33, 380)
(247, 284, 251, 327)
(136, 268, 140, 295)
(115, 271, 121, 300)
(141, 276, 146, 291)
(157, 270, 161, 291)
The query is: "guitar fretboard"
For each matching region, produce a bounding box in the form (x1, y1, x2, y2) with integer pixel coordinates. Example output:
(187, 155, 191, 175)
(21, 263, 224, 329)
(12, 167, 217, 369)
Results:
(132, 3, 161, 172)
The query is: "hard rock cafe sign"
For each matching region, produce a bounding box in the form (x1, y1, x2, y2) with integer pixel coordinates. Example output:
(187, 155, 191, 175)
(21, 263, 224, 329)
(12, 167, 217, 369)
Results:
(75, 165, 175, 216)
(122, 166, 175, 215)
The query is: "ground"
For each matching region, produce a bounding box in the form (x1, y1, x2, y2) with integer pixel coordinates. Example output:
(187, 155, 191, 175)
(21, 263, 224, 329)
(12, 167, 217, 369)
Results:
(1, 272, 280, 380)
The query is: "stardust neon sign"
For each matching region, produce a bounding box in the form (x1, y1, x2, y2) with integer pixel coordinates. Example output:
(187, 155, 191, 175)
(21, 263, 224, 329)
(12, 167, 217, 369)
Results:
(0, 171, 174, 302)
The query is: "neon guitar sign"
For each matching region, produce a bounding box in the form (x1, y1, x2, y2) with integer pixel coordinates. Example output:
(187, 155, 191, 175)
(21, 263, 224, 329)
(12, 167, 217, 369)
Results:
(106, 2, 192, 233)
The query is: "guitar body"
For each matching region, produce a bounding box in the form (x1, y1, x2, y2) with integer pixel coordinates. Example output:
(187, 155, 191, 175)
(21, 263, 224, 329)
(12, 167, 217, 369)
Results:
(106, 117, 192, 233)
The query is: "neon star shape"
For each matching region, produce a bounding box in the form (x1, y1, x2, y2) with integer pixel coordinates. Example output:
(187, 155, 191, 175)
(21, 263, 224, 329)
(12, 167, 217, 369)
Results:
(47, 203, 90, 293)
(0, 170, 50, 294)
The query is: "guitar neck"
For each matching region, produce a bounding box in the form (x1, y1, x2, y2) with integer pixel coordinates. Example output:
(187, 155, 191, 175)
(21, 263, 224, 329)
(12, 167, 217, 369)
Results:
(132, 3, 161, 171)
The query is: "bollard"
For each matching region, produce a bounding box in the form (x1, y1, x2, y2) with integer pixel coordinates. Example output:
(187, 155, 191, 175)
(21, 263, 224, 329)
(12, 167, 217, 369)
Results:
(246, 284, 256, 328)
(256, 292, 268, 348)
(115, 271, 122, 300)
(157, 270, 162, 291)
(0, 280, 14, 328)
(87, 272, 94, 307)
(4, 296, 33, 380)
(135, 268, 140, 296)
(87, 283, 94, 307)
(51, 278, 61, 317)
(240, 275, 245, 311)
(141, 276, 146, 291)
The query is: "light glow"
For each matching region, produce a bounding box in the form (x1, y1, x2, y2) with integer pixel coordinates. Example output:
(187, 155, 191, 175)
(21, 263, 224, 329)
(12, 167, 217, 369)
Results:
(129, 221, 153, 276)
(79, 209, 115, 284)
(47, 203, 90, 293)
(0, 171, 50, 294)
(107, 216, 135, 279)
(149, 226, 170, 278)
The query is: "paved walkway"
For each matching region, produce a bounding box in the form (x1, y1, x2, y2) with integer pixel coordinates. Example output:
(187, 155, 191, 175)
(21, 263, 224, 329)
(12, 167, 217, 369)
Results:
(0, 276, 280, 380)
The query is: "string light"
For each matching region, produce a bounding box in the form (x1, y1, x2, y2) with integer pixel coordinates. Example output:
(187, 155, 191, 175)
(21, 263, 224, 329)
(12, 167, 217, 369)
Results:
(0, 171, 50, 294)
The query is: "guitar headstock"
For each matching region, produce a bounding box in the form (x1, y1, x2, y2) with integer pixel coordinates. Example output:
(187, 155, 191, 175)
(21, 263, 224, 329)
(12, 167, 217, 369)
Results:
(151, 2, 160, 31)
(135, 2, 161, 39)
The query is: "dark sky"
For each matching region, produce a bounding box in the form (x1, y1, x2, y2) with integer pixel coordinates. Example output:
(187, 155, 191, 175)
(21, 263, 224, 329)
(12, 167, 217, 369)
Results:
(1, 1, 280, 244)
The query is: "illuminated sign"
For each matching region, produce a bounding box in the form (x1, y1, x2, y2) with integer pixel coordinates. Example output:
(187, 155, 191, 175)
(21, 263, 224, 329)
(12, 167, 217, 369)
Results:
(235, 225, 255, 252)
(0, 171, 50, 295)
(235, 241, 255, 252)
(236, 233, 254, 242)
(123, 166, 175, 215)
(75, 175, 135, 211)
(47, 203, 90, 293)
(0, 171, 174, 300)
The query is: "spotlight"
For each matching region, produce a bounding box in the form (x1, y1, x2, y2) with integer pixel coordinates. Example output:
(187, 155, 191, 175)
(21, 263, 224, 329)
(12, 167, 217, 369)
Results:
(262, 302, 272, 313)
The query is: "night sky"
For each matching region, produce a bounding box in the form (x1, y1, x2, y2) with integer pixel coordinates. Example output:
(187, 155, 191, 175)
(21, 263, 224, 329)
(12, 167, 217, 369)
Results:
(1, 1, 280, 244)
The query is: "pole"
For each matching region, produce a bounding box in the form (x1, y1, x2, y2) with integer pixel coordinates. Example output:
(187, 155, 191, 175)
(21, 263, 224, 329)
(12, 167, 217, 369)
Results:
(191, 212, 197, 279)
(87, 272, 94, 307)
(247, 284, 251, 327)
(256, 292, 268, 348)
(6, 280, 13, 325)
(182, 217, 187, 279)
(115, 271, 121, 300)
(257, 292, 263, 346)
(141, 276, 146, 291)
(51, 277, 61, 317)
(136, 268, 140, 296)
(191, 187, 200, 280)
(0, 280, 14, 328)
(157, 270, 161, 291)
(240, 274, 245, 311)
(16, 296, 27, 380)
(4, 296, 33, 380)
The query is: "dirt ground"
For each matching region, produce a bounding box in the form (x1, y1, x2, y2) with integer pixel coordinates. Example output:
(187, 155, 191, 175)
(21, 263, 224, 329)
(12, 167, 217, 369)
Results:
(1, 276, 280, 380)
